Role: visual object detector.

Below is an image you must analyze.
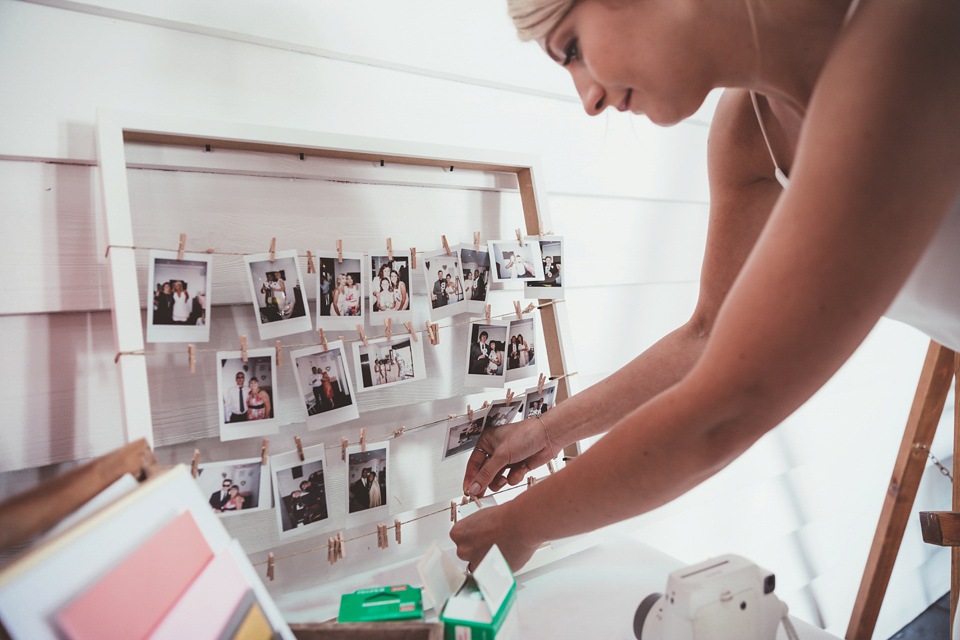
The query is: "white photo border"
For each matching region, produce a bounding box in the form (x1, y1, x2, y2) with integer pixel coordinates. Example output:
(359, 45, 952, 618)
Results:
(489, 239, 545, 283)
(314, 250, 366, 331)
(291, 342, 360, 431)
(351, 333, 427, 394)
(216, 347, 281, 441)
(145, 249, 213, 343)
(243, 249, 313, 340)
(524, 236, 565, 300)
(345, 441, 391, 528)
(271, 444, 334, 540)
(463, 321, 509, 389)
(367, 251, 413, 325)
(195, 456, 272, 518)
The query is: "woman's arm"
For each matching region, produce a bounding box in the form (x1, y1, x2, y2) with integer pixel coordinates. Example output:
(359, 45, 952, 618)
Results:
(262, 391, 272, 419)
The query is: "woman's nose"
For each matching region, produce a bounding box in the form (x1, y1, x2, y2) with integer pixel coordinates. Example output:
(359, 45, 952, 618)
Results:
(572, 71, 606, 116)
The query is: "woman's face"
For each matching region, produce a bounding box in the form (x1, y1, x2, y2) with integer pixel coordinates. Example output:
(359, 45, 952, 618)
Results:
(381, 278, 391, 292)
(347, 275, 355, 287)
(173, 281, 183, 292)
(162, 283, 171, 294)
(390, 271, 399, 285)
(249, 379, 260, 392)
(229, 486, 239, 497)
(542, 0, 711, 125)
(337, 274, 345, 287)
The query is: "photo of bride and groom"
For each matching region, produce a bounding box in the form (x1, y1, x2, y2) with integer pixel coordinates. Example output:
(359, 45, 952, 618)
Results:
(317, 254, 363, 320)
(465, 322, 508, 387)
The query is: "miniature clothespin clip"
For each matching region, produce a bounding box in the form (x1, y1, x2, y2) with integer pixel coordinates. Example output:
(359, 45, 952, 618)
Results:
(505, 389, 515, 406)
(241, 335, 248, 362)
(387, 238, 393, 261)
(269, 237, 276, 262)
(395, 519, 402, 544)
(341, 437, 349, 461)
(178, 233, 186, 261)
(377, 524, 389, 549)
(425, 321, 439, 346)
(360, 428, 366, 452)
(385, 318, 392, 341)
(470, 495, 482, 509)
(467, 405, 474, 422)
(485, 304, 491, 325)
(191, 449, 199, 479)
(356, 324, 369, 347)
(450, 501, 458, 523)
(336, 239, 343, 262)
(481, 401, 490, 409)
(318, 328, 328, 352)
(187, 344, 196, 373)
(514, 301, 523, 320)
(393, 426, 405, 438)
(538, 373, 546, 394)
(547, 460, 556, 474)
(442, 235, 451, 256)
(410, 248, 417, 269)
(403, 321, 418, 342)
(294, 436, 305, 462)
(261, 439, 269, 465)
(515, 228, 524, 247)
(276, 341, 283, 367)
(474, 232, 481, 252)
(306, 250, 314, 274)
(328, 538, 337, 565)
(267, 552, 275, 581)
(527, 476, 536, 488)
(524, 303, 537, 315)
(338, 532, 346, 559)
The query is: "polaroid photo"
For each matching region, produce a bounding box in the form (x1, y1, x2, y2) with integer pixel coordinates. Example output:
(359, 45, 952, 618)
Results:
(422, 247, 469, 320)
(196, 456, 272, 518)
(459, 244, 493, 314)
(271, 444, 331, 539)
(368, 252, 412, 325)
(352, 334, 426, 393)
(489, 239, 545, 283)
(291, 342, 359, 431)
(441, 407, 491, 460)
(217, 348, 280, 441)
(145, 250, 213, 343)
(525, 236, 564, 300)
(505, 317, 538, 384)
(346, 442, 390, 527)
(315, 250, 366, 330)
(244, 249, 312, 340)
(482, 397, 524, 430)
(463, 321, 509, 388)
(523, 379, 559, 419)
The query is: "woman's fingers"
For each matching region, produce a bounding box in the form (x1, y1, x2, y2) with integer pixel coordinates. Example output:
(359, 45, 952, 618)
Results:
(463, 446, 492, 494)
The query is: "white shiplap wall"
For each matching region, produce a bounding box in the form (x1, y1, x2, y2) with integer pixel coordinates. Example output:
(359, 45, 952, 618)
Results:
(0, 0, 953, 637)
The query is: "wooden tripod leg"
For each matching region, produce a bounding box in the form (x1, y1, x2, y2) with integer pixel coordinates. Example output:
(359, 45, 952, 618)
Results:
(952, 352, 960, 627)
(846, 341, 956, 640)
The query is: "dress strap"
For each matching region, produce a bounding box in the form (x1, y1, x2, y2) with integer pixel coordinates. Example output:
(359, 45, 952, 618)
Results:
(750, 91, 790, 188)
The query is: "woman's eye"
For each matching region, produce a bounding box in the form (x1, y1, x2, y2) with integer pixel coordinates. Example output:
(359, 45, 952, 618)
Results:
(562, 38, 579, 66)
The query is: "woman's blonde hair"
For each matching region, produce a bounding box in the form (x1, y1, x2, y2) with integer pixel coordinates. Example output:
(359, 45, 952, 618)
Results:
(507, 0, 578, 42)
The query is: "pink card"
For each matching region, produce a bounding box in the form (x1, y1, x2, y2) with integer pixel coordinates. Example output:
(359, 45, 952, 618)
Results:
(57, 510, 213, 640)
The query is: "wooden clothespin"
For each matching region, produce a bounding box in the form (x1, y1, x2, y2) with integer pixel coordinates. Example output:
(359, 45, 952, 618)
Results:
(261, 439, 269, 465)
(425, 321, 439, 346)
(395, 519, 402, 544)
(524, 303, 537, 315)
(547, 460, 556, 474)
(385, 318, 392, 341)
(191, 449, 199, 479)
(442, 235, 451, 256)
(276, 341, 283, 367)
(538, 223, 544, 239)
(269, 237, 276, 262)
(306, 250, 314, 274)
(538, 373, 546, 394)
(393, 426, 405, 438)
(515, 228, 524, 247)
(356, 324, 369, 347)
(474, 232, 481, 252)
(505, 389, 515, 406)
(328, 538, 336, 565)
(467, 405, 474, 422)
(360, 428, 366, 452)
(470, 495, 482, 509)
(527, 476, 536, 488)
(377, 524, 389, 549)
(240, 335, 248, 362)
(187, 344, 196, 373)
(403, 321, 418, 342)
(341, 437, 348, 461)
(177, 233, 186, 261)
(387, 238, 393, 261)
(338, 532, 345, 559)
(267, 552, 275, 581)
(481, 401, 490, 409)
(460, 496, 469, 506)
(485, 304, 491, 325)
(336, 239, 343, 263)
(294, 436, 304, 461)
(410, 248, 417, 269)
(450, 501, 458, 523)
(318, 328, 328, 352)
(514, 301, 523, 320)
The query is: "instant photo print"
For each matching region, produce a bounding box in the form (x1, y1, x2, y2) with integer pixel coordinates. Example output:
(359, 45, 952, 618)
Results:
(315, 250, 365, 330)
(271, 444, 331, 540)
(489, 239, 544, 283)
(505, 317, 537, 384)
(422, 247, 468, 320)
(196, 457, 272, 517)
(345, 442, 390, 527)
(442, 407, 490, 460)
(482, 397, 524, 430)
(217, 348, 280, 441)
(459, 244, 492, 313)
(291, 342, 359, 431)
(146, 250, 213, 343)
(464, 321, 509, 388)
(244, 249, 312, 340)
(525, 236, 564, 300)
(352, 334, 426, 393)
(523, 379, 558, 419)
(368, 252, 412, 325)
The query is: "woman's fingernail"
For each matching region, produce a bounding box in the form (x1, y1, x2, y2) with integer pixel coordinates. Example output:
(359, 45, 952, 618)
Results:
(469, 482, 481, 496)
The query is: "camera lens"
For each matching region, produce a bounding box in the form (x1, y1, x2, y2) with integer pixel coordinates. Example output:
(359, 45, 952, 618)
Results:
(634, 593, 662, 639)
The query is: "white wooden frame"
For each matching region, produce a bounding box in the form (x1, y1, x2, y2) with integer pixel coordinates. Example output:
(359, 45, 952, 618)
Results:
(97, 108, 578, 450)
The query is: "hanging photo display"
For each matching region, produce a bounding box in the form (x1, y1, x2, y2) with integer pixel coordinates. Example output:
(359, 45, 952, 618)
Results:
(243, 249, 312, 340)
(525, 236, 564, 300)
(459, 244, 492, 314)
(271, 444, 331, 539)
(368, 252, 412, 325)
(315, 250, 365, 330)
(216, 348, 280, 441)
(422, 247, 468, 320)
(291, 342, 359, 431)
(351, 334, 426, 393)
(463, 321, 509, 388)
(505, 317, 537, 383)
(346, 442, 390, 527)
(146, 250, 213, 343)
(482, 397, 524, 430)
(196, 456, 272, 517)
(441, 407, 491, 460)
(489, 238, 545, 283)
(523, 379, 558, 419)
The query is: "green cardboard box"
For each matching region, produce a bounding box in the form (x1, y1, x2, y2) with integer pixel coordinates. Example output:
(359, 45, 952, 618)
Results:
(417, 543, 519, 640)
(338, 584, 424, 623)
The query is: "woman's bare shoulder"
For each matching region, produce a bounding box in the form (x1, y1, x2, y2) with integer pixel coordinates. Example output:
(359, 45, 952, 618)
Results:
(707, 89, 780, 189)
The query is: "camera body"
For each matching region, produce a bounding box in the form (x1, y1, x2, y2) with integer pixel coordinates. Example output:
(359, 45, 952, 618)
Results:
(635, 554, 785, 640)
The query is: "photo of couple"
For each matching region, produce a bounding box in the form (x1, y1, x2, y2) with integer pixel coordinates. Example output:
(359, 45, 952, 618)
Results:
(422, 247, 472, 320)
(459, 246, 491, 311)
(244, 250, 312, 340)
(353, 335, 425, 393)
(525, 237, 564, 299)
(489, 239, 545, 283)
(347, 448, 387, 515)
(317, 253, 364, 324)
(272, 452, 330, 538)
(524, 380, 558, 419)
(292, 343, 359, 430)
(465, 322, 509, 388)
(443, 412, 489, 459)
(217, 349, 280, 441)
(196, 458, 269, 517)
(369, 254, 411, 319)
(482, 398, 523, 430)
(505, 317, 537, 384)
(146, 250, 212, 343)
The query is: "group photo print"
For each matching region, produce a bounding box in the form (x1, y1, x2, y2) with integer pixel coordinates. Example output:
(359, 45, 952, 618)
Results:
(442, 409, 490, 460)
(368, 253, 411, 322)
(459, 245, 492, 313)
(482, 397, 523, 430)
(271, 446, 330, 539)
(525, 237, 564, 299)
(291, 342, 359, 430)
(352, 334, 425, 393)
(464, 321, 508, 388)
(196, 457, 271, 517)
(217, 348, 280, 441)
(316, 251, 364, 329)
(505, 317, 537, 383)
(422, 248, 466, 319)
(524, 380, 558, 419)
(146, 250, 213, 343)
(244, 249, 312, 340)
(489, 239, 545, 283)
(346, 444, 389, 524)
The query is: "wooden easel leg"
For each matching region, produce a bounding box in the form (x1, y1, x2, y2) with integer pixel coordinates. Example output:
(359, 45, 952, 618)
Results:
(846, 341, 956, 640)
(952, 353, 960, 628)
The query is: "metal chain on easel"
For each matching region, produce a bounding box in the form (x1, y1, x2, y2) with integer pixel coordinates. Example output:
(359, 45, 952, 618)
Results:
(914, 443, 953, 482)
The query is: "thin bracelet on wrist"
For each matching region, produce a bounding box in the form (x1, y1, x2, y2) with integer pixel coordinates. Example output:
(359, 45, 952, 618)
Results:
(535, 413, 556, 459)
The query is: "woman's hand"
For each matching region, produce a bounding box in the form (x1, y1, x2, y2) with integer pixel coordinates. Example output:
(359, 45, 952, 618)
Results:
(449, 502, 538, 571)
(462, 417, 555, 497)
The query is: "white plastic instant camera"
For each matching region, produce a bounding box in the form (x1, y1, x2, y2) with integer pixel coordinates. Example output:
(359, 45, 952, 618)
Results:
(634, 554, 787, 640)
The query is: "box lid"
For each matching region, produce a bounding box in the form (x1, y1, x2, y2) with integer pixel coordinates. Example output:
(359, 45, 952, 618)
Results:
(338, 584, 423, 623)
(417, 543, 467, 613)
